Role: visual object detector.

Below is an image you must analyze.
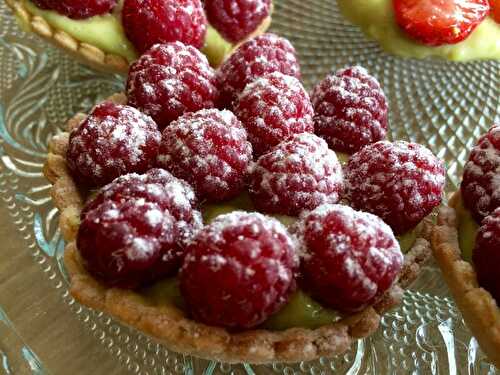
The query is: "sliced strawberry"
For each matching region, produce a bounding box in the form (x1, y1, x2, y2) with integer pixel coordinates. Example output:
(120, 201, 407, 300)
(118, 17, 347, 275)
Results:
(394, 0, 490, 46)
(490, 0, 500, 22)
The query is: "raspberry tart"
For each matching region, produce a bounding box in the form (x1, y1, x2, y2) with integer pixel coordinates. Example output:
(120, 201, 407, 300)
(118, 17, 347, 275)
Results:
(336, 0, 500, 61)
(432, 124, 500, 368)
(4, 0, 273, 73)
(43, 39, 439, 363)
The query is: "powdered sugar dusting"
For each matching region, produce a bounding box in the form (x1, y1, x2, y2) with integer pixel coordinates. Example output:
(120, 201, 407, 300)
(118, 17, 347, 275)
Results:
(461, 124, 500, 221)
(345, 140, 445, 234)
(249, 132, 344, 216)
(67, 101, 161, 187)
(234, 71, 314, 156)
(216, 33, 301, 107)
(157, 109, 253, 202)
(311, 66, 388, 154)
(296, 203, 403, 312)
(126, 42, 218, 128)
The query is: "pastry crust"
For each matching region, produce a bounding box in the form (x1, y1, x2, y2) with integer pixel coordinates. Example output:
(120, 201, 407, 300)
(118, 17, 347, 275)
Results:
(3, 0, 272, 73)
(43, 93, 432, 364)
(432, 192, 500, 368)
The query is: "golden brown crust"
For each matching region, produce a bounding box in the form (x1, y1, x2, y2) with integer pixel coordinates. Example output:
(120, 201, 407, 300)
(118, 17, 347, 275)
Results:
(4, 0, 130, 73)
(432, 192, 500, 368)
(44, 94, 432, 363)
(4, 0, 272, 73)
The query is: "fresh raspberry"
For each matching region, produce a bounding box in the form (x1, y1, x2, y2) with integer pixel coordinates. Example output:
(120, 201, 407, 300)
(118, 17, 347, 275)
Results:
(345, 141, 446, 235)
(180, 212, 298, 329)
(311, 66, 388, 154)
(32, 0, 116, 19)
(205, 0, 272, 43)
(78, 199, 179, 289)
(473, 207, 500, 303)
(394, 0, 490, 46)
(234, 72, 314, 156)
(122, 0, 207, 54)
(461, 124, 500, 223)
(126, 42, 219, 129)
(296, 204, 403, 313)
(157, 109, 252, 202)
(491, 0, 500, 23)
(83, 169, 203, 249)
(216, 33, 301, 108)
(66, 101, 161, 187)
(249, 133, 344, 216)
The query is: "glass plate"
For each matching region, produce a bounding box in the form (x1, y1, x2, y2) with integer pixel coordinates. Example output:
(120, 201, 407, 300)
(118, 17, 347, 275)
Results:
(0, 0, 499, 374)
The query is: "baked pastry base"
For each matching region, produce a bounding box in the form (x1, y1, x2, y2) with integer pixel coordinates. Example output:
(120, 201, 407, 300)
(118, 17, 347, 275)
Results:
(43, 93, 433, 364)
(432, 192, 500, 368)
(4, 0, 271, 73)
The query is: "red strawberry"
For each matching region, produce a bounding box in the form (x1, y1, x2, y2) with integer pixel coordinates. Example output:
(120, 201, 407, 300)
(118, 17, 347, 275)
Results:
(490, 0, 500, 22)
(394, 0, 490, 46)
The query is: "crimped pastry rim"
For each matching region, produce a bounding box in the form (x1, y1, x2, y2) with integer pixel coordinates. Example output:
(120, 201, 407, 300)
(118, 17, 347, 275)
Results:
(431, 191, 500, 368)
(43, 93, 432, 364)
(3, 0, 272, 73)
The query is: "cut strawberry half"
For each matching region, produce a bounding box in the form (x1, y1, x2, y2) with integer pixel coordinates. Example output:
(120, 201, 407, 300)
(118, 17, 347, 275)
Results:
(393, 0, 490, 46)
(490, 0, 500, 22)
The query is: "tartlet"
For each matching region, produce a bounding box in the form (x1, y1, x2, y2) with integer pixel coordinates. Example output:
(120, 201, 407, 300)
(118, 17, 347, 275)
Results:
(4, 0, 272, 73)
(43, 93, 433, 364)
(432, 192, 500, 368)
(336, 0, 500, 61)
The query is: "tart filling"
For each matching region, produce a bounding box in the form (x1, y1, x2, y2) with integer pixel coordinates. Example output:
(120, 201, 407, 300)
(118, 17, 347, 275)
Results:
(337, 0, 500, 61)
(6, 0, 270, 71)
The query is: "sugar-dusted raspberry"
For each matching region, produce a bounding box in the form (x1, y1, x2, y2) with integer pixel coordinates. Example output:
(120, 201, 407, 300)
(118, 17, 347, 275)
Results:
(473, 207, 500, 303)
(461, 125, 500, 223)
(216, 33, 301, 108)
(249, 133, 344, 216)
(83, 169, 203, 249)
(126, 43, 219, 129)
(78, 199, 180, 289)
(345, 141, 445, 235)
(66, 101, 161, 187)
(157, 109, 252, 202)
(180, 211, 298, 329)
(205, 0, 271, 43)
(234, 72, 314, 156)
(296, 204, 403, 312)
(122, 0, 207, 54)
(32, 0, 116, 19)
(311, 66, 388, 154)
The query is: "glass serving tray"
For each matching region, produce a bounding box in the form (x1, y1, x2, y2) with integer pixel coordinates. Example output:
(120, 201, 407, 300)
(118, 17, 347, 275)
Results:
(0, 0, 499, 374)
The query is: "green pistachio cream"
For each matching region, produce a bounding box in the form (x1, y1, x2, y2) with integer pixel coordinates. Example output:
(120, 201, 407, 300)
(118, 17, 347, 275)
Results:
(19, 0, 234, 66)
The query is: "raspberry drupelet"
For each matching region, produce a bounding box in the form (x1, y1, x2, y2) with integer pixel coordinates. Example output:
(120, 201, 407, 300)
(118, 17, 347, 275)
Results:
(78, 169, 203, 288)
(296, 204, 403, 313)
(122, 0, 207, 54)
(32, 0, 116, 19)
(311, 66, 388, 154)
(66, 101, 161, 187)
(234, 72, 314, 156)
(126, 42, 219, 129)
(216, 33, 301, 108)
(345, 141, 446, 235)
(249, 133, 344, 216)
(180, 211, 298, 330)
(473, 207, 500, 303)
(461, 124, 500, 223)
(204, 0, 272, 43)
(157, 109, 253, 203)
